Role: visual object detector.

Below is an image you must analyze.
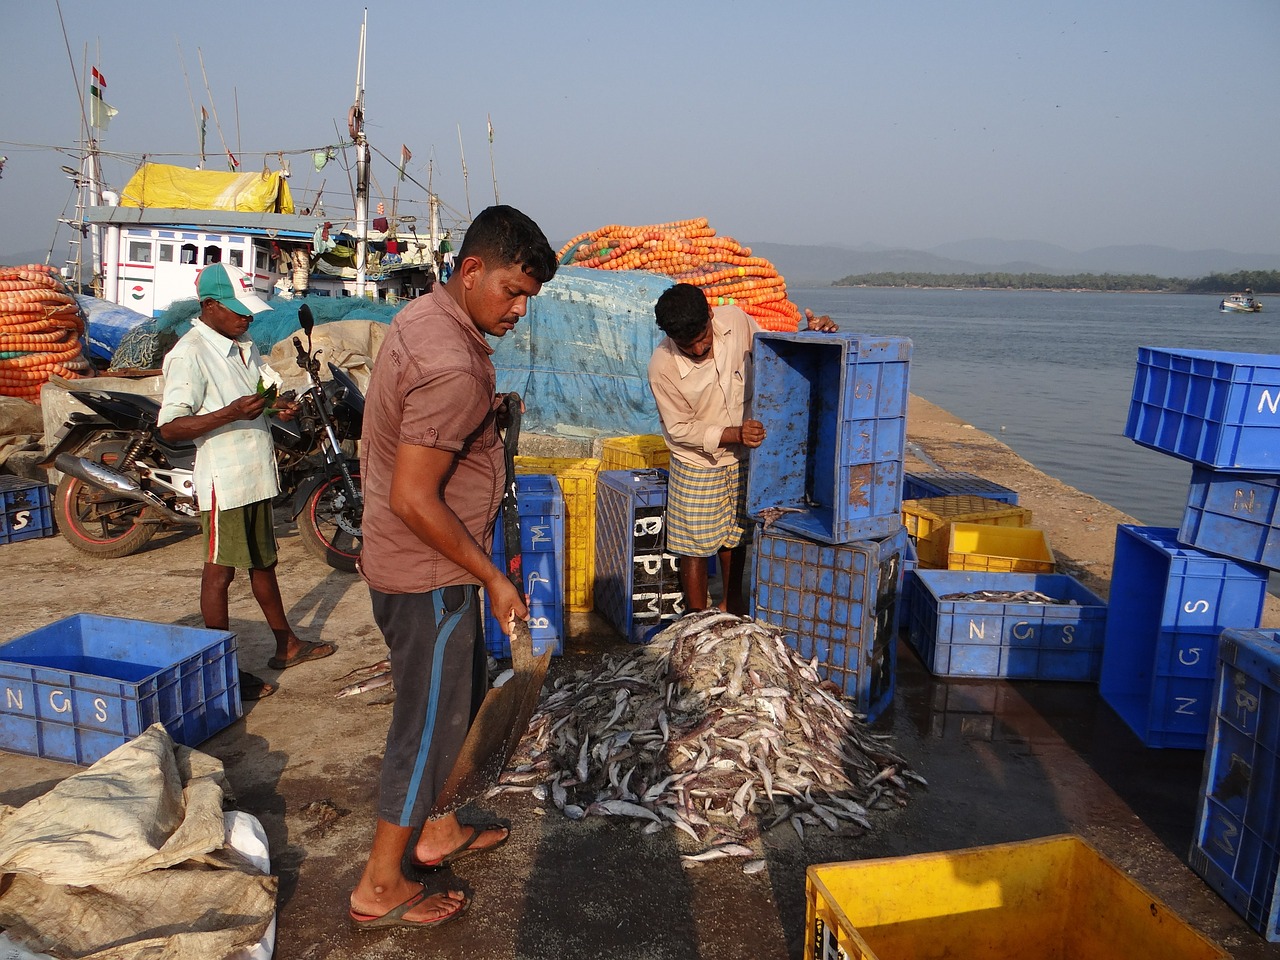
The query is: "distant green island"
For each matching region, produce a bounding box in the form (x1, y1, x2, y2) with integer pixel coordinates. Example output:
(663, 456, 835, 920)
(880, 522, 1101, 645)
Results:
(833, 269, 1279, 293)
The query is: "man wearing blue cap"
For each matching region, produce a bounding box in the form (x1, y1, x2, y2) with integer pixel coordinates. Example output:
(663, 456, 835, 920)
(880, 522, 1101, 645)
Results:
(159, 263, 335, 699)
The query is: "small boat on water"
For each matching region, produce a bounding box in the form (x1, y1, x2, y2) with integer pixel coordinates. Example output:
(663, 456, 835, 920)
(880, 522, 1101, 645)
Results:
(1219, 289, 1263, 313)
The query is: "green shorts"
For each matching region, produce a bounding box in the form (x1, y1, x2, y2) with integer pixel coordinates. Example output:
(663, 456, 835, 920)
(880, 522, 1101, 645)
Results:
(200, 498, 278, 569)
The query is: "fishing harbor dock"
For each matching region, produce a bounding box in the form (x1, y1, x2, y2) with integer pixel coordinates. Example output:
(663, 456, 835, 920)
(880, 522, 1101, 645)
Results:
(1, 392, 1278, 959)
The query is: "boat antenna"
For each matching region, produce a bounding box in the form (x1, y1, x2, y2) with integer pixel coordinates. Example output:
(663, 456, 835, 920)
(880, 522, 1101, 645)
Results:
(487, 114, 499, 205)
(176, 41, 205, 168)
(198, 47, 237, 170)
(351, 8, 370, 297)
(457, 124, 471, 218)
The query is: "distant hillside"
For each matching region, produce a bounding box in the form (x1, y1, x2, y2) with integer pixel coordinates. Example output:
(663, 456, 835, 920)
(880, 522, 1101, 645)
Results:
(752, 240, 1278, 286)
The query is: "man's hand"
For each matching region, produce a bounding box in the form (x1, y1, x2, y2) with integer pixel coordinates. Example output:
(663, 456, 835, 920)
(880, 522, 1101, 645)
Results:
(739, 418, 766, 448)
(804, 308, 839, 333)
(271, 398, 302, 422)
(224, 393, 269, 422)
(486, 573, 529, 635)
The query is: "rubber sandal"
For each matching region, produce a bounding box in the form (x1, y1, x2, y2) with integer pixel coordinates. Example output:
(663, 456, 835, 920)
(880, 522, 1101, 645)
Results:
(268, 640, 337, 671)
(410, 822, 510, 872)
(239, 671, 276, 700)
(350, 887, 468, 931)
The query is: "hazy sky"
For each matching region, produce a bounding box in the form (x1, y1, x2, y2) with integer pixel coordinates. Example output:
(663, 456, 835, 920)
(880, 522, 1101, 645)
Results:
(2, 0, 1277, 262)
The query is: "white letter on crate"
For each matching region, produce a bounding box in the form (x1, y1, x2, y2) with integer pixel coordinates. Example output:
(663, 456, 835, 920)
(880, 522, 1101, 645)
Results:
(1179, 647, 1203, 666)
(1257, 389, 1280, 416)
(968, 619, 985, 640)
(530, 523, 550, 547)
(1232, 488, 1258, 514)
(1061, 624, 1076, 645)
(1183, 599, 1210, 615)
(94, 698, 108, 723)
(635, 517, 663, 537)
(1012, 621, 1034, 641)
(1174, 696, 1198, 715)
(5, 688, 22, 711)
(49, 690, 72, 714)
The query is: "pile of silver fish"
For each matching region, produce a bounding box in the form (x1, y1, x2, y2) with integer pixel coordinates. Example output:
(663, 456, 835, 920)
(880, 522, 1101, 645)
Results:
(938, 589, 1075, 604)
(492, 609, 925, 866)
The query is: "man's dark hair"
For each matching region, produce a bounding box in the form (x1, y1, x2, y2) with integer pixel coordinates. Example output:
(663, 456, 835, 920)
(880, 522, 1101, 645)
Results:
(455, 205, 558, 284)
(654, 283, 711, 342)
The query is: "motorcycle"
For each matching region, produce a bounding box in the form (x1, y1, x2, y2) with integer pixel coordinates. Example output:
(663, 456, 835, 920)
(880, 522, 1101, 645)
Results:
(39, 304, 366, 571)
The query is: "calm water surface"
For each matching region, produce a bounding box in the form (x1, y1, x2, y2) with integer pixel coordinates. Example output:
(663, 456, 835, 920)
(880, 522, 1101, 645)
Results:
(790, 286, 1276, 528)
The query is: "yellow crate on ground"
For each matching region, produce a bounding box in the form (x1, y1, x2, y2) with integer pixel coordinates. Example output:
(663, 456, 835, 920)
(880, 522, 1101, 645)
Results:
(805, 835, 1227, 960)
(599, 434, 670, 472)
(514, 456, 601, 612)
(947, 522, 1056, 573)
(902, 495, 1032, 569)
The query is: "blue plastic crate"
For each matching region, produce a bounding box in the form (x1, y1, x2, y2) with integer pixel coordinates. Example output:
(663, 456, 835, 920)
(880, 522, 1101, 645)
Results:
(0, 476, 54, 545)
(594, 469, 684, 643)
(752, 524, 907, 721)
(748, 332, 912, 544)
(0, 614, 240, 766)
(1099, 526, 1268, 749)
(897, 537, 918, 633)
(1180, 467, 1280, 570)
(483, 475, 566, 659)
(902, 471, 1019, 505)
(1125, 347, 1280, 471)
(908, 570, 1107, 680)
(1189, 628, 1280, 941)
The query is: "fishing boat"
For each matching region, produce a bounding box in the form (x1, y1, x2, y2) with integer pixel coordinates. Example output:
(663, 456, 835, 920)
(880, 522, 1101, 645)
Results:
(1219, 289, 1262, 313)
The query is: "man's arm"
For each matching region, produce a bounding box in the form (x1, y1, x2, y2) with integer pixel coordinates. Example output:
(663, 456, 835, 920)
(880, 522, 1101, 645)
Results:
(389, 442, 528, 631)
(159, 393, 269, 442)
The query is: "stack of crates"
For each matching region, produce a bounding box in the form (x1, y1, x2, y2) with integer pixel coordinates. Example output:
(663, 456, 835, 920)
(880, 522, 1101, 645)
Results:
(598, 434, 670, 472)
(901, 495, 1034, 569)
(0, 477, 54, 545)
(482, 475, 566, 659)
(1101, 347, 1279, 749)
(747, 331, 913, 722)
(1191, 628, 1280, 942)
(594, 469, 683, 643)
(514, 456, 600, 612)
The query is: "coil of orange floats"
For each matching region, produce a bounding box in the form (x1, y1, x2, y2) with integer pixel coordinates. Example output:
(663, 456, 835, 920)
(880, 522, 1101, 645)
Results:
(0, 264, 92, 401)
(557, 219, 801, 331)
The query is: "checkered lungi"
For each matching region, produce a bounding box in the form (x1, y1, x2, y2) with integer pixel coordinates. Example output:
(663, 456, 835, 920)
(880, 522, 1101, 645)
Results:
(665, 456, 749, 557)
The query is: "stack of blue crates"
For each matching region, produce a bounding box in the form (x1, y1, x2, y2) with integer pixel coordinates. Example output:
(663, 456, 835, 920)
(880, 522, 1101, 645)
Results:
(1101, 347, 1279, 749)
(482, 475, 566, 659)
(594, 469, 684, 644)
(747, 331, 913, 722)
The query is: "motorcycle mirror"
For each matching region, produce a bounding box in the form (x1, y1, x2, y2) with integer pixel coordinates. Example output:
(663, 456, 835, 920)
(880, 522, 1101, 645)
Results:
(299, 303, 315, 339)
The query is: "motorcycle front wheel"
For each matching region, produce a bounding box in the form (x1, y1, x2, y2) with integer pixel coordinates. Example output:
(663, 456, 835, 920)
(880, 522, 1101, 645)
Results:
(55, 439, 159, 558)
(297, 470, 362, 572)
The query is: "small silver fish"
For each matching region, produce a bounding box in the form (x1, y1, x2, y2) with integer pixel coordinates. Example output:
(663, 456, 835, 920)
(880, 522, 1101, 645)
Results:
(332, 658, 391, 683)
(336, 671, 393, 698)
(681, 842, 755, 864)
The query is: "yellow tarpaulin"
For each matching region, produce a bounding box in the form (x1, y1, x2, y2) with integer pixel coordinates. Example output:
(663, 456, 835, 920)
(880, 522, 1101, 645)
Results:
(119, 163, 295, 214)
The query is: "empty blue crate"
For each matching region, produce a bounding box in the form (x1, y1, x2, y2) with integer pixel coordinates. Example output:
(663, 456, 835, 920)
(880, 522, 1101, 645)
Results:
(1180, 467, 1280, 570)
(484, 475, 565, 659)
(1099, 525, 1268, 749)
(1125, 347, 1280, 471)
(909, 570, 1107, 680)
(748, 332, 912, 544)
(902, 471, 1019, 505)
(753, 524, 907, 722)
(1190, 628, 1280, 941)
(0, 613, 240, 766)
(0, 476, 54, 544)
(594, 469, 683, 643)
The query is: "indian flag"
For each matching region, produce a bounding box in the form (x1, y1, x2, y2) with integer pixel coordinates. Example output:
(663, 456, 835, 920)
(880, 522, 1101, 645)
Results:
(89, 66, 117, 132)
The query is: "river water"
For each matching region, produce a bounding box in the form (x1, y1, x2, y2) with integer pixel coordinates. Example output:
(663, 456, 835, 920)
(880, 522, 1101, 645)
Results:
(790, 286, 1274, 529)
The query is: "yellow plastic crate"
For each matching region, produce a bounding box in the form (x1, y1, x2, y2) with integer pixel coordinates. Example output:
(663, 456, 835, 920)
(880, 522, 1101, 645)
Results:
(902, 495, 1032, 569)
(806, 835, 1227, 960)
(947, 522, 1056, 573)
(599, 434, 670, 472)
(514, 456, 601, 612)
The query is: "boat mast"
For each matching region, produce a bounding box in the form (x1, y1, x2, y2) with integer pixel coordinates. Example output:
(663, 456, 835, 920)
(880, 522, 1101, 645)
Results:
(351, 11, 369, 298)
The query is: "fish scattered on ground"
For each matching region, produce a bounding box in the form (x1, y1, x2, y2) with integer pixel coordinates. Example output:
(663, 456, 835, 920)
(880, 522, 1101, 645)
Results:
(332, 658, 391, 683)
(336, 670, 393, 698)
(938, 589, 1075, 605)
(492, 610, 925, 869)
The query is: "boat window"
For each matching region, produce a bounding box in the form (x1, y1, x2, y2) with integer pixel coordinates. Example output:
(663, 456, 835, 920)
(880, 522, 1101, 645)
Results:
(180, 244, 198, 264)
(255, 249, 268, 270)
(127, 240, 153, 264)
(229, 249, 244, 268)
(202, 245, 222, 265)
(158, 243, 174, 263)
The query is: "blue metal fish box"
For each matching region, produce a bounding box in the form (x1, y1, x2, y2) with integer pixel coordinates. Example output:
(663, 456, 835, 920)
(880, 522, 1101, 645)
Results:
(1190, 628, 1280, 941)
(1180, 467, 1280, 570)
(752, 524, 907, 722)
(1125, 347, 1280, 471)
(0, 614, 240, 766)
(909, 570, 1107, 680)
(0, 476, 54, 545)
(483, 475, 566, 659)
(748, 332, 912, 545)
(902, 471, 1019, 505)
(1099, 525, 1268, 749)
(594, 469, 684, 643)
